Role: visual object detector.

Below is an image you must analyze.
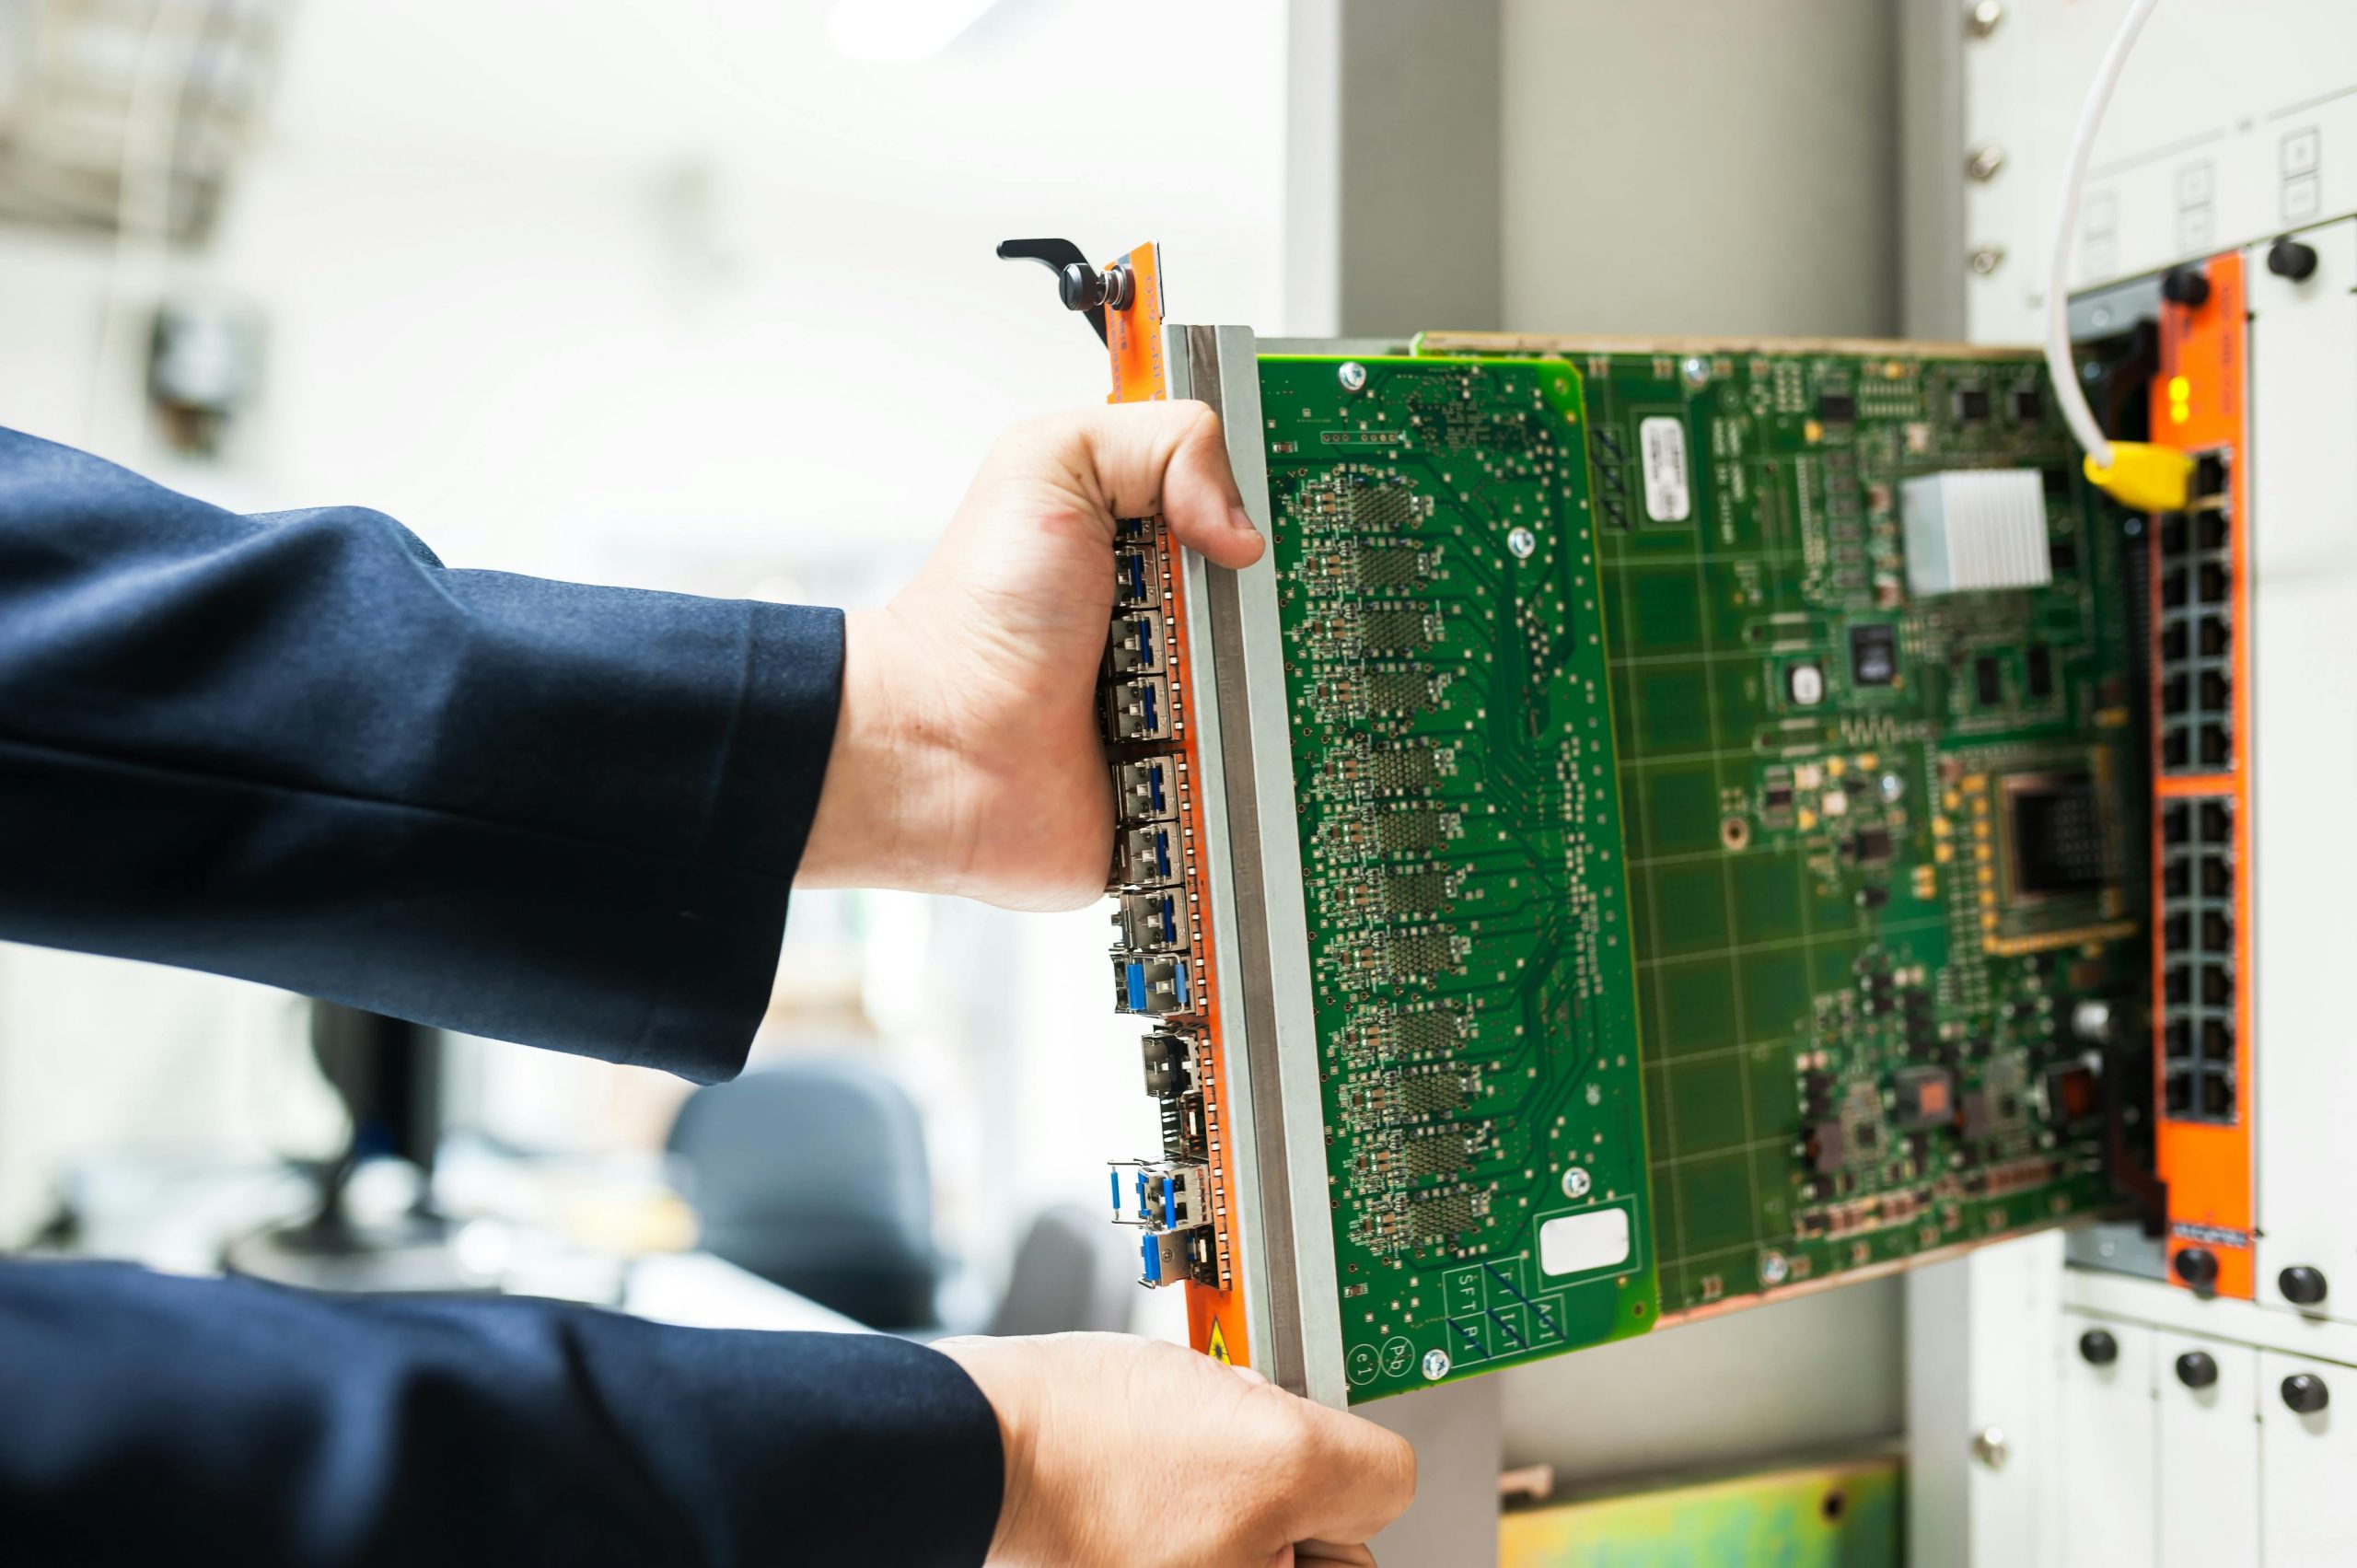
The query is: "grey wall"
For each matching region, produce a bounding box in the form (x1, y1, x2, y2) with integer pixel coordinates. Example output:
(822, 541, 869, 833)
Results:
(1497, 0, 1900, 337)
(1286, 0, 1503, 337)
(1500, 1278, 1906, 1486)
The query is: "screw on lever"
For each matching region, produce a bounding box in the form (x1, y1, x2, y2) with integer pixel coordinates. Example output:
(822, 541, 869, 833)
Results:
(996, 238, 1128, 346)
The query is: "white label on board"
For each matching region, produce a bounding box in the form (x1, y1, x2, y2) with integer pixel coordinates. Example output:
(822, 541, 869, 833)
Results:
(1639, 415, 1692, 523)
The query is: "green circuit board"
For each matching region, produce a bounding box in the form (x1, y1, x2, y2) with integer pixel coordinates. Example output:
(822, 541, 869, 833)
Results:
(1554, 343, 2145, 1322)
(1265, 343, 2145, 1402)
(1264, 354, 1655, 1400)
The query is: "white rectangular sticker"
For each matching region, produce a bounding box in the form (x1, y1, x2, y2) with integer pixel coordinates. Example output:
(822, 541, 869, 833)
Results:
(1538, 1207, 1631, 1277)
(1639, 415, 1691, 523)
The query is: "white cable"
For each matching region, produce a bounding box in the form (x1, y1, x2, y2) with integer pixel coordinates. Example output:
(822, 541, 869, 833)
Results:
(82, 0, 210, 455)
(2045, 0, 2163, 471)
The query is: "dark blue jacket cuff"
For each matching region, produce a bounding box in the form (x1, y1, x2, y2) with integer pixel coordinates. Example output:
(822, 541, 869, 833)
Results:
(0, 426, 847, 1083)
(0, 1260, 1003, 1567)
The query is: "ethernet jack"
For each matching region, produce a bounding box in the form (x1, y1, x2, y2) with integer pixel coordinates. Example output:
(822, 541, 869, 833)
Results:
(1115, 822, 1178, 888)
(1141, 1032, 1200, 1098)
(1112, 954, 1192, 1016)
(1114, 889, 1190, 953)
(1111, 1159, 1209, 1232)
(1107, 676, 1174, 743)
(1109, 610, 1167, 675)
(1115, 755, 1180, 824)
(1113, 545, 1160, 609)
(1139, 1229, 1191, 1287)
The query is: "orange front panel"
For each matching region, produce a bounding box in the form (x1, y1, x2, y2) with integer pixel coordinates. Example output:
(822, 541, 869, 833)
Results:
(1097, 244, 1253, 1367)
(2149, 251, 2255, 1301)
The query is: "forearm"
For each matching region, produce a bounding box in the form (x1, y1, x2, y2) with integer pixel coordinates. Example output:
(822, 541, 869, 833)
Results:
(0, 1260, 1001, 1568)
(0, 426, 840, 1082)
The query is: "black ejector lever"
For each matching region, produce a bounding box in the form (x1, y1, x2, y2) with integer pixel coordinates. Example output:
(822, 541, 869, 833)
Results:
(996, 238, 1132, 347)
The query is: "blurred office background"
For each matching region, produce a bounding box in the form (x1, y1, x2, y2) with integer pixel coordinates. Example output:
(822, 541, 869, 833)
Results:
(0, 0, 1301, 1341)
(0, 0, 1918, 1550)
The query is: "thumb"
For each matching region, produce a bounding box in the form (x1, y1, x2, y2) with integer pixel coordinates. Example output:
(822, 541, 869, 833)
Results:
(1275, 1405, 1417, 1548)
(1037, 400, 1266, 570)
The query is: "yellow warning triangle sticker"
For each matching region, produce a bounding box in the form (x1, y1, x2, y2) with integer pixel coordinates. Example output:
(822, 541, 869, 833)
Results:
(1206, 1318, 1232, 1365)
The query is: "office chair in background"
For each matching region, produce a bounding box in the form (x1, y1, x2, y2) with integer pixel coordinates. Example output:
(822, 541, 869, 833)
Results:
(667, 1057, 1132, 1337)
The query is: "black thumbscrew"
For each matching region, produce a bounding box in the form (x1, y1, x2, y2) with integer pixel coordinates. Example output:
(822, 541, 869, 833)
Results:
(2281, 1265, 2328, 1307)
(2282, 1374, 2330, 1415)
(2267, 238, 2319, 282)
(2162, 266, 2212, 308)
(1057, 262, 1108, 313)
(2080, 1329, 2119, 1365)
(2176, 1351, 2218, 1389)
(2175, 1248, 2220, 1289)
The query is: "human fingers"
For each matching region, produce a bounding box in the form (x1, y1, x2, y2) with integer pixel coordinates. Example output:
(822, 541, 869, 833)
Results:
(1003, 401, 1264, 569)
(1268, 1400, 1417, 1548)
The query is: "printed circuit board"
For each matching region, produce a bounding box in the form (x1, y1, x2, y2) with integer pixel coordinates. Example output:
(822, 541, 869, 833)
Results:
(1262, 341, 2146, 1400)
(1264, 355, 1655, 1398)
(1051, 233, 2152, 1405)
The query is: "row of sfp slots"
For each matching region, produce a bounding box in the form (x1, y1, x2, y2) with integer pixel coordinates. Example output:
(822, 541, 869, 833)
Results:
(2159, 795, 2237, 1123)
(2155, 450, 2235, 775)
(1098, 524, 1218, 1287)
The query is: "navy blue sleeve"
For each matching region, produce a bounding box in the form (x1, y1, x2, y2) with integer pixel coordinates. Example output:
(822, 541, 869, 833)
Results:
(0, 425, 840, 1083)
(0, 1260, 1004, 1567)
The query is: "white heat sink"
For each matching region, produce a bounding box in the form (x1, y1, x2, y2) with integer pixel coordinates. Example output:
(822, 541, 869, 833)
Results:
(1900, 469, 2053, 597)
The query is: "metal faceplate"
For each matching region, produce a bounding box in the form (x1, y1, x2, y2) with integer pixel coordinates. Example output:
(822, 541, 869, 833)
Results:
(1166, 322, 1349, 1407)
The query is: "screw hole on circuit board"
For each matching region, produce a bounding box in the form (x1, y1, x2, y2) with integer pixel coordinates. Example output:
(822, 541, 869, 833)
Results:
(1821, 1490, 1847, 1525)
(1720, 815, 1751, 852)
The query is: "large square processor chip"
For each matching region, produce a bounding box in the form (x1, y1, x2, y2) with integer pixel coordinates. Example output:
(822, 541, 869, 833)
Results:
(2003, 772, 2110, 900)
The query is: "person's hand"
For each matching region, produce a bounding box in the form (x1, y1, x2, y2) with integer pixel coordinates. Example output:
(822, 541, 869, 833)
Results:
(796, 401, 1264, 909)
(935, 1331, 1415, 1568)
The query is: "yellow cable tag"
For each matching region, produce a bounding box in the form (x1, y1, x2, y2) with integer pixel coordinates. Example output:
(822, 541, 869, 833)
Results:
(2083, 442, 2194, 513)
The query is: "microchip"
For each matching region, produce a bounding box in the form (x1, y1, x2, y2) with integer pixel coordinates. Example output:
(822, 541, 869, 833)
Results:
(1849, 828, 1895, 863)
(1850, 623, 1898, 686)
(2026, 643, 2054, 700)
(1406, 1130, 1469, 1178)
(1347, 481, 1422, 530)
(1410, 1190, 1482, 1242)
(1360, 609, 1431, 651)
(1377, 809, 1443, 854)
(1955, 386, 1991, 422)
(1818, 390, 1857, 423)
(1381, 932, 1459, 982)
(2043, 1063, 2101, 1124)
(1383, 870, 1452, 916)
(2009, 387, 2045, 424)
(1368, 744, 1438, 794)
(1808, 1120, 1848, 1174)
(1364, 671, 1432, 713)
(1959, 1088, 2017, 1143)
(1394, 1009, 1467, 1054)
(1354, 541, 1430, 590)
(1975, 656, 2003, 706)
(1895, 1066, 1956, 1130)
(1401, 1071, 1469, 1116)
(2003, 772, 2111, 901)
